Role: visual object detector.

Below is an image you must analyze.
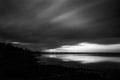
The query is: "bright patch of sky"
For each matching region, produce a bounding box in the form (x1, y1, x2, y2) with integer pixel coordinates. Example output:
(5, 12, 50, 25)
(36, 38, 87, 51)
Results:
(44, 42, 120, 52)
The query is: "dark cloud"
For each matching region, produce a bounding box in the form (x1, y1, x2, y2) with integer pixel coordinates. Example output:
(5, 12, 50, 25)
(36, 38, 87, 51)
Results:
(0, 0, 119, 50)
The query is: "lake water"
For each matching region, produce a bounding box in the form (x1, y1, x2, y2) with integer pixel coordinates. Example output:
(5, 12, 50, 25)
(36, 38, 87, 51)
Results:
(37, 53, 120, 69)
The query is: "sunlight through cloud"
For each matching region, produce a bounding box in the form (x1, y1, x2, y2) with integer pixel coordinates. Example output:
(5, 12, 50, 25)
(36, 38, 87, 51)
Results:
(44, 42, 120, 52)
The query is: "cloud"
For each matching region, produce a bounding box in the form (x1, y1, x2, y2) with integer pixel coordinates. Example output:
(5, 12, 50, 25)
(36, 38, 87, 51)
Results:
(51, 0, 108, 28)
(0, 0, 119, 50)
(44, 42, 120, 52)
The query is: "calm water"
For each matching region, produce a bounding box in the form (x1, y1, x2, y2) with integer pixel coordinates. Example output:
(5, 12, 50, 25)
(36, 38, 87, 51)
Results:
(36, 53, 120, 69)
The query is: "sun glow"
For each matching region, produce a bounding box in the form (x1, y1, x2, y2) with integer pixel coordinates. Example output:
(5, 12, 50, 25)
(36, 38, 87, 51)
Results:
(44, 42, 120, 52)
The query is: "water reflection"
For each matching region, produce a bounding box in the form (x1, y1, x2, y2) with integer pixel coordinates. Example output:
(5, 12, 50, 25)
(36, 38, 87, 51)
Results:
(42, 54, 120, 64)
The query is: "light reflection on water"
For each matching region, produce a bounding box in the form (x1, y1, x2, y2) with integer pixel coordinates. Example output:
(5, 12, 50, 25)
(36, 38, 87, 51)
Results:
(42, 54, 120, 64)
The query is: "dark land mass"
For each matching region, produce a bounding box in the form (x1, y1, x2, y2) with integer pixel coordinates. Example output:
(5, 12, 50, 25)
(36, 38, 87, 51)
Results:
(0, 42, 120, 80)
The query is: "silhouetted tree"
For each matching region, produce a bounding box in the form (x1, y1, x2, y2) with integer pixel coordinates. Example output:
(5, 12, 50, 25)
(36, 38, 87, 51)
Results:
(0, 42, 39, 79)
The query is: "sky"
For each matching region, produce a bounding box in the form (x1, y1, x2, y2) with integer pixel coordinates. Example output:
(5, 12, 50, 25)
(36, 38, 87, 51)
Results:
(44, 42, 120, 52)
(0, 0, 119, 52)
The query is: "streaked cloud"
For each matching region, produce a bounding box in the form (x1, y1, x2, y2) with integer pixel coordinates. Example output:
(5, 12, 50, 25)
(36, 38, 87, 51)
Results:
(0, 0, 119, 50)
(51, 0, 108, 28)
